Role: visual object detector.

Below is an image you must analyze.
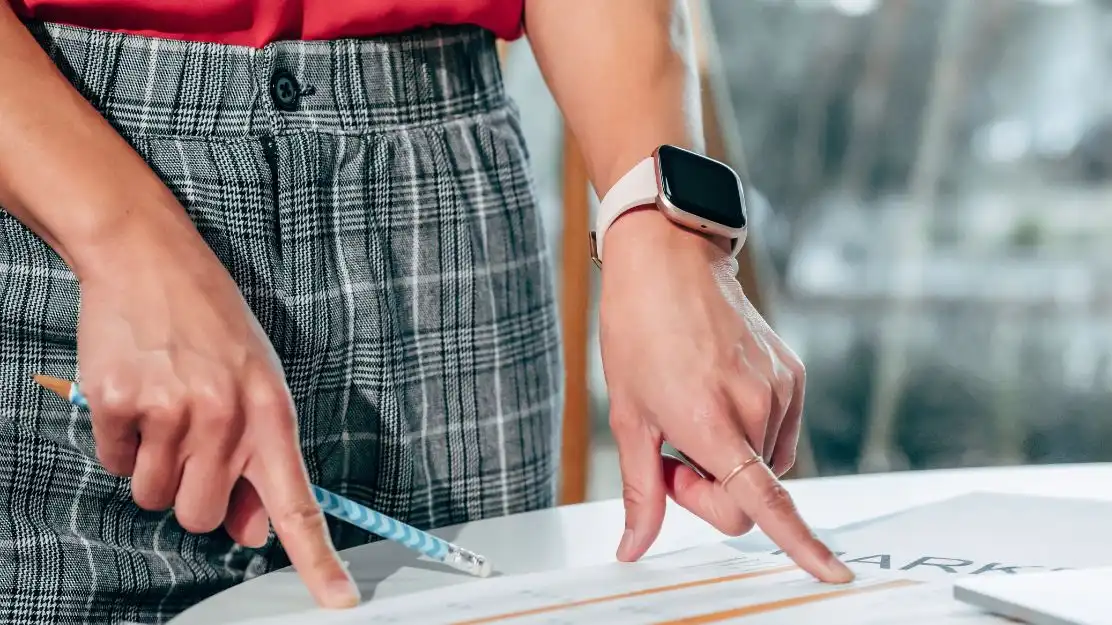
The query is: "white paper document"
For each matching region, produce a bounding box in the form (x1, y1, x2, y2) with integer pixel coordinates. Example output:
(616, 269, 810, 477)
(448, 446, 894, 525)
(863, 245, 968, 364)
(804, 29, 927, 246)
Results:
(240, 543, 1000, 625)
(954, 566, 1112, 625)
(729, 492, 1112, 581)
(238, 491, 1112, 624)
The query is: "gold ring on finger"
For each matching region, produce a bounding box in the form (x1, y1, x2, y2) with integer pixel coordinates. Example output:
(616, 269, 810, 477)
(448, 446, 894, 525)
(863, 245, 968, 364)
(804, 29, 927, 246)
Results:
(719, 455, 764, 489)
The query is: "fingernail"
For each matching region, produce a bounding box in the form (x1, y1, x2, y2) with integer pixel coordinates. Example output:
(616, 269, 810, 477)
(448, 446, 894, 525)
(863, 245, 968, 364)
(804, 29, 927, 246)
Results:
(326, 577, 361, 609)
(616, 528, 636, 561)
(827, 554, 855, 584)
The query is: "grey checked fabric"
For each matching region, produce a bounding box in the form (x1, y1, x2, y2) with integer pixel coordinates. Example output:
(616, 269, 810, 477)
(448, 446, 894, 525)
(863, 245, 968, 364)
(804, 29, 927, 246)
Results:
(0, 21, 562, 624)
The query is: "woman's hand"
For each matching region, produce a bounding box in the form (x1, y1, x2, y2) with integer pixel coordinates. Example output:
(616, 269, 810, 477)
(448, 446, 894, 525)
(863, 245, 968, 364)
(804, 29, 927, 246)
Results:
(75, 213, 360, 609)
(599, 208, 853, 584)
(0, 6, 357, 608)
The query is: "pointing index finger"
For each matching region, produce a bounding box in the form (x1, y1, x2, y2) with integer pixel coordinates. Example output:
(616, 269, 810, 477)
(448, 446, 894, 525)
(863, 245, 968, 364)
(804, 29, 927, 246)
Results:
(721, 449, 854, 584)
(247, 451, 360, 609)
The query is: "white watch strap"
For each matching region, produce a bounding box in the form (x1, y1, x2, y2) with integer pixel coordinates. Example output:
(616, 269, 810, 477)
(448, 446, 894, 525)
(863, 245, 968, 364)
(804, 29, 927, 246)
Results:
(591, 155, 746, 265)
(592, 157, 658, 264)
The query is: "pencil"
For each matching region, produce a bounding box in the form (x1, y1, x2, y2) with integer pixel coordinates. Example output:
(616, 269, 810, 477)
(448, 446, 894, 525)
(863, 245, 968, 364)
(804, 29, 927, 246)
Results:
(32, 374, 493, 578)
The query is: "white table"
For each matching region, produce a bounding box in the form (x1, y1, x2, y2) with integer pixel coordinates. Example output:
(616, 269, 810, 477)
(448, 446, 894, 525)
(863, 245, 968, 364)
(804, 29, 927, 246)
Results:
(172, 463, 1112, 624)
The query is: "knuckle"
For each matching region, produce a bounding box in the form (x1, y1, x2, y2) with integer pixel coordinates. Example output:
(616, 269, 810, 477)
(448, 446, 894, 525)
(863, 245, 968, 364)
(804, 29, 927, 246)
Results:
(244, 378, 293, 419)
(193, 394, 241, 431)
(780, 349, 806, 383)
(720, 514, 756, 537)
(792, 359, 807, 383)
(97, 451, 134, 477)
(176, 508, 219, 535)
(144, 404, 188, 430)
(737, 383, 773, 418)
(607, 405, 640, 437)
(621, 481, 650, 509)
(276, 501, 327, 536)
(773, 374, 795, 404)
(772, 453, 797, 478)
(138, 387, 188, 424)
(759, 482, 797, 514)
(131, 486, 173, 512)
(86, 377, 137, 414)
(701, 489, 755, 537)
(98, 458, 121, 476)
(723, 344, 749, 372)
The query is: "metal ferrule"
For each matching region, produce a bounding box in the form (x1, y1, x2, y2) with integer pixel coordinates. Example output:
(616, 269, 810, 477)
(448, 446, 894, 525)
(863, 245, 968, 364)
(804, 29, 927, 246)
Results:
(443, 544, 493, 578)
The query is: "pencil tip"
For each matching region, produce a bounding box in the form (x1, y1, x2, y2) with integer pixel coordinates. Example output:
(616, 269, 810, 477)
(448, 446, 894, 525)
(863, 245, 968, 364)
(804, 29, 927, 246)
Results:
(32, 374, 71, 399)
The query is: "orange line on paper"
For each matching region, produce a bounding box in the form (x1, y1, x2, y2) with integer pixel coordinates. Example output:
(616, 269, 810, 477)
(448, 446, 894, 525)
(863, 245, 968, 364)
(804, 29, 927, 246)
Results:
(654, 578, 923, 624)
(451, 565, 797, 625)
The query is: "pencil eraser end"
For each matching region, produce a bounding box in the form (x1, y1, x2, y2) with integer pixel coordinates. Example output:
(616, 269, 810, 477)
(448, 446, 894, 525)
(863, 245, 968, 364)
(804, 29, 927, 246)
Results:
(477, 560, 493, 578)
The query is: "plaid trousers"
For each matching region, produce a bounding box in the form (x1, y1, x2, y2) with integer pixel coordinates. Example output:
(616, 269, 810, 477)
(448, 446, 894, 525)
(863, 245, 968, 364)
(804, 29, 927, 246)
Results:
(0, 22, 562, 624)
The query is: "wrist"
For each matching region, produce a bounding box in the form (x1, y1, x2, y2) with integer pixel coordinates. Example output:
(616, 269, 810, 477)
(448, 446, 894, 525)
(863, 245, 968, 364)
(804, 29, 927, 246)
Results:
(606, 206, 732, 262)
(61, 191, 202, 282)
(591, 145, 746, 266)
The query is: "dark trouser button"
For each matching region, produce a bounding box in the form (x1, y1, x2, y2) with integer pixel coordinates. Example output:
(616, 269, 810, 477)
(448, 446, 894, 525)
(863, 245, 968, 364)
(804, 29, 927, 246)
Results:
(270, 70, 301, 111)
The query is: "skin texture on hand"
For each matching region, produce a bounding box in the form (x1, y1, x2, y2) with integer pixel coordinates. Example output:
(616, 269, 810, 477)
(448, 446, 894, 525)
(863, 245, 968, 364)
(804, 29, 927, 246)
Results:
(0, 4, 359, 609)
(599, 209, 854, 584)
(77, 222, 360, 608)
(528, 0, 850, 582)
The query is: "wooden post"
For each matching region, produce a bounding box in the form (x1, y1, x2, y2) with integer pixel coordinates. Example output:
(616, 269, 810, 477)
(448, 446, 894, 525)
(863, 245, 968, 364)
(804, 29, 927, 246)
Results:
(495, 39, 592, 502)
(499, 36, 592, 504)
(558, 128, 592, 505)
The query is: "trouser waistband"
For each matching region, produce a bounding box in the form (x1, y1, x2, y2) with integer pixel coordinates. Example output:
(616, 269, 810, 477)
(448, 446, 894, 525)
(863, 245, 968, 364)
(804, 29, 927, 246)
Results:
(26, 22, 505, 138)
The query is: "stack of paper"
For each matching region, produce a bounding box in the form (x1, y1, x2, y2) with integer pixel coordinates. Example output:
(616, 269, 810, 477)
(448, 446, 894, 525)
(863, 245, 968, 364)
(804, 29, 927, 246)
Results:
(954, 566, 1112, 625)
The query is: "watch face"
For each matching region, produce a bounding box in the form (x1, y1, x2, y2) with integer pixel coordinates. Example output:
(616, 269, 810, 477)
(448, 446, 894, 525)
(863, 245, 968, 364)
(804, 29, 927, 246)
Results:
(657, 145, 746, 229)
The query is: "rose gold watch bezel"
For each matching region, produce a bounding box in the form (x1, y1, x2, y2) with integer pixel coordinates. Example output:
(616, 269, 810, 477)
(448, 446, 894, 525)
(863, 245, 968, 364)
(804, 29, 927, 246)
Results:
(589, 147, 747, 268)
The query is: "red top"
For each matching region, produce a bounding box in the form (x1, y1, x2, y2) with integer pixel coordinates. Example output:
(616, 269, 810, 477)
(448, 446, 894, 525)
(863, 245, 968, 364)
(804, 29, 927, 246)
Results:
(10, 0, 525, 48)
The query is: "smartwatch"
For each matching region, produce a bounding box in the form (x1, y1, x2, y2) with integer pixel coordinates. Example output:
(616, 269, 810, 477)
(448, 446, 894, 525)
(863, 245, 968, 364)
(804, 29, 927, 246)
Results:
(590, 144, 748, 266)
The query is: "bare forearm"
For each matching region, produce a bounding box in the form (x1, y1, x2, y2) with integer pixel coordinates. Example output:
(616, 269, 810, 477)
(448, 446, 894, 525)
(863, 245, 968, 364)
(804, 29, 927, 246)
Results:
(525, 0, 704, 196)
(0, 5, 190, 275)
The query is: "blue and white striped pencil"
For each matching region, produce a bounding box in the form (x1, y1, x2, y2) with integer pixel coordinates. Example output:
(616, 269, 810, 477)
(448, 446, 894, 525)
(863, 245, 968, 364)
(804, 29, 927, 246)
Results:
(32, 374, 493, 578)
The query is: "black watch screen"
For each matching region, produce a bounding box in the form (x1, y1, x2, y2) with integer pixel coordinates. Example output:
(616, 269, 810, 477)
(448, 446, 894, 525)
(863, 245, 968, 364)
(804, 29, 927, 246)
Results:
(656, 145, 747, 229)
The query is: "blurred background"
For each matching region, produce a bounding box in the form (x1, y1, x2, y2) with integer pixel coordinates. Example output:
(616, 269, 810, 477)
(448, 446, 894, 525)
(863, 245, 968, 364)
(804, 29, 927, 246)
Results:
(501, 0, 1112, 501)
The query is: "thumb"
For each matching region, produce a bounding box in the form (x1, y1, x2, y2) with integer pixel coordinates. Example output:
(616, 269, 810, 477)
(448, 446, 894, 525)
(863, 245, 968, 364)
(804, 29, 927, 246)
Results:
(610, 404, 666, 562)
